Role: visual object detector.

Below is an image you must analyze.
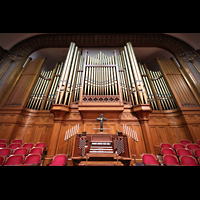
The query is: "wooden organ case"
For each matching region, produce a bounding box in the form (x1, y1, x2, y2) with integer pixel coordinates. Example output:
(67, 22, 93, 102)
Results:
(0, 34, 200, 166)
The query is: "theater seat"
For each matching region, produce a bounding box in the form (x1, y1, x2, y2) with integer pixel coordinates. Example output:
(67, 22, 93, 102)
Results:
(0, 148, 11, 157)
(161, 148, 176, 156)
(22, 143, 34, 150)
(29, 147, 43, 155)
(176, 148, 193, 157)
(179, 139, 191, 146)
(0, 139, 6, 143)
(142, 154, 159, 166)
(0, 143, 7, 148)
(160, 143, 173, 149)
(12, 147, 28, 156)
(10, 139, 23, 144)
(23, 154, 41, 166)
(35, 142, 45, 149)
(186, 144, 200, 151)
(163, 155, 180, 166)
(0, 156, 5, 166)
(3, 155, 24, 166)
(8, 143, 21, 150)
(173, 143, 185, 151)
(49, 154, 68, 166)
(180, 155, 199, 166)
(193, 149, 200, 159)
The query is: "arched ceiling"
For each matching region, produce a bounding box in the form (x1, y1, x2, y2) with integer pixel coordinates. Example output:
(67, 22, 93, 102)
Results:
(0, 33, 200, 50)
(0, 33, 199, 71)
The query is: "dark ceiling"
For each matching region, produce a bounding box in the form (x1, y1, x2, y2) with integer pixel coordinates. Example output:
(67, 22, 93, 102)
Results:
(0, 33, 199, 71)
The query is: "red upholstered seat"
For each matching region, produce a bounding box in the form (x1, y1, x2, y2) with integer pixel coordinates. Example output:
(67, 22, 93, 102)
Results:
(160, 143, 173, 149)
(173, 143, 185, 150)
(161, 148, 176, 156)
(23, 154, 41, 166)
(3, 155, 24, 166)
(12, 147, 28, 156)
(163, 155, 180, 166)
(8, 143, 21, 150)
(0, 143, 7, 148)
(197, 140, 200, 146)
(179, 139, 192, 146)
(176, 148, 193, 157)
(0, 155, 5, 166)
(22, 143, 34, 149)
(193, 149, 200, 159)
(10, 139, 23, 144)
(142, 154, 159, 166)
(0, 139, 6, 143)
(35, 142, 45, 149)
(49, 154, 67, 166)
(29, 147, 43, 155)
(186, 144, 200, 151)
(0, 148, 11, 157)
(180, 155, 199, 166)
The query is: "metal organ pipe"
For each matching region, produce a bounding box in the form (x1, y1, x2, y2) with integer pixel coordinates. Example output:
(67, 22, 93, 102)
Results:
(26, 42, 180, 111)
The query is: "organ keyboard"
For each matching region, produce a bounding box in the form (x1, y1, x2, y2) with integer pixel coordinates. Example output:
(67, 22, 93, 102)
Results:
(72, 133, 131, 166)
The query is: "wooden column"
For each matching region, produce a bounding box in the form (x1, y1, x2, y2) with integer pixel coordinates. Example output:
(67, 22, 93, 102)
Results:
(132, 104, 155, 154)
(43, 104, 69, 165)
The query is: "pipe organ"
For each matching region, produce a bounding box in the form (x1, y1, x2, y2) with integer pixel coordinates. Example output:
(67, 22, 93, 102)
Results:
(138, 63, 177, 110)
(1, 34, 200, 165)
(26, 62, 63, 110)
(25, 42, 199, 111)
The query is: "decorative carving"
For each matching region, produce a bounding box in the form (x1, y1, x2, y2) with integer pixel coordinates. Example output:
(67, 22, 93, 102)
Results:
(81, 95, 120, 103)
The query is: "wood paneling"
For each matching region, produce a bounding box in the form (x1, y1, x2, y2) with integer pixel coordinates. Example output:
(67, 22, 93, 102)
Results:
(4, 57, 45, 107)
(0, 104, 200, 160)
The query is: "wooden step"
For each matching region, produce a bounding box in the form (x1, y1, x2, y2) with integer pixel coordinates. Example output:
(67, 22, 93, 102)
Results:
(79, 161, 124, 166)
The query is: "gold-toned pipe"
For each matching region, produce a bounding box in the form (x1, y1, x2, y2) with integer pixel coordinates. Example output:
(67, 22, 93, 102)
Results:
(30, 71, 46, 109)
(68, 50, 81, 105)
(64, 46, 78, 105)
(33, 71, 49, 110)
(45, 63, 62, 110)
(58, 43, 76, 104)
(27, 71, 43, 108)
(41, 62, 59, 110)
(158, 73, 176, 109)
(139, 63, 156, 110)
(152, 71, 170, 110)
(143, 63, 161, 110)
(121, 50, 132, 104)
(155, 71, 173, 109)
(150, 70, 167, 110)
(127, 42, 148, 104)
(36, 70, 53, 110)
(55, 42, 74, 104)
(84, 63, 89, 95)
(124, 46, 138, 105)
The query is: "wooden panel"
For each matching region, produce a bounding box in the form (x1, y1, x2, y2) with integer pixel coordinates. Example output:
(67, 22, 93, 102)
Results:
(188, 124, 200, 142)
(158, 57, 199, 108)
(22, 126, 35, 143)
(4, 57, 45, 107)
(0, 124, 15, 142)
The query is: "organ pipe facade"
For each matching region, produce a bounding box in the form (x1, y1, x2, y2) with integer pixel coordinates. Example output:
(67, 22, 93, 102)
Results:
(25, 42, 199, 110)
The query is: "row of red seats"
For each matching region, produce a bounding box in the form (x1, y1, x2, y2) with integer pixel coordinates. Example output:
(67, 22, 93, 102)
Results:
(142, 139, 200, 166)
(0, 138, 68, 166)
(142, 153, 200, 166)
(0, 139, 45, 150)
(0, 154, 42, 166)
(0, 146, 44, 157)
(0, 154, 68, 166)
(0, 139, 46, 166)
